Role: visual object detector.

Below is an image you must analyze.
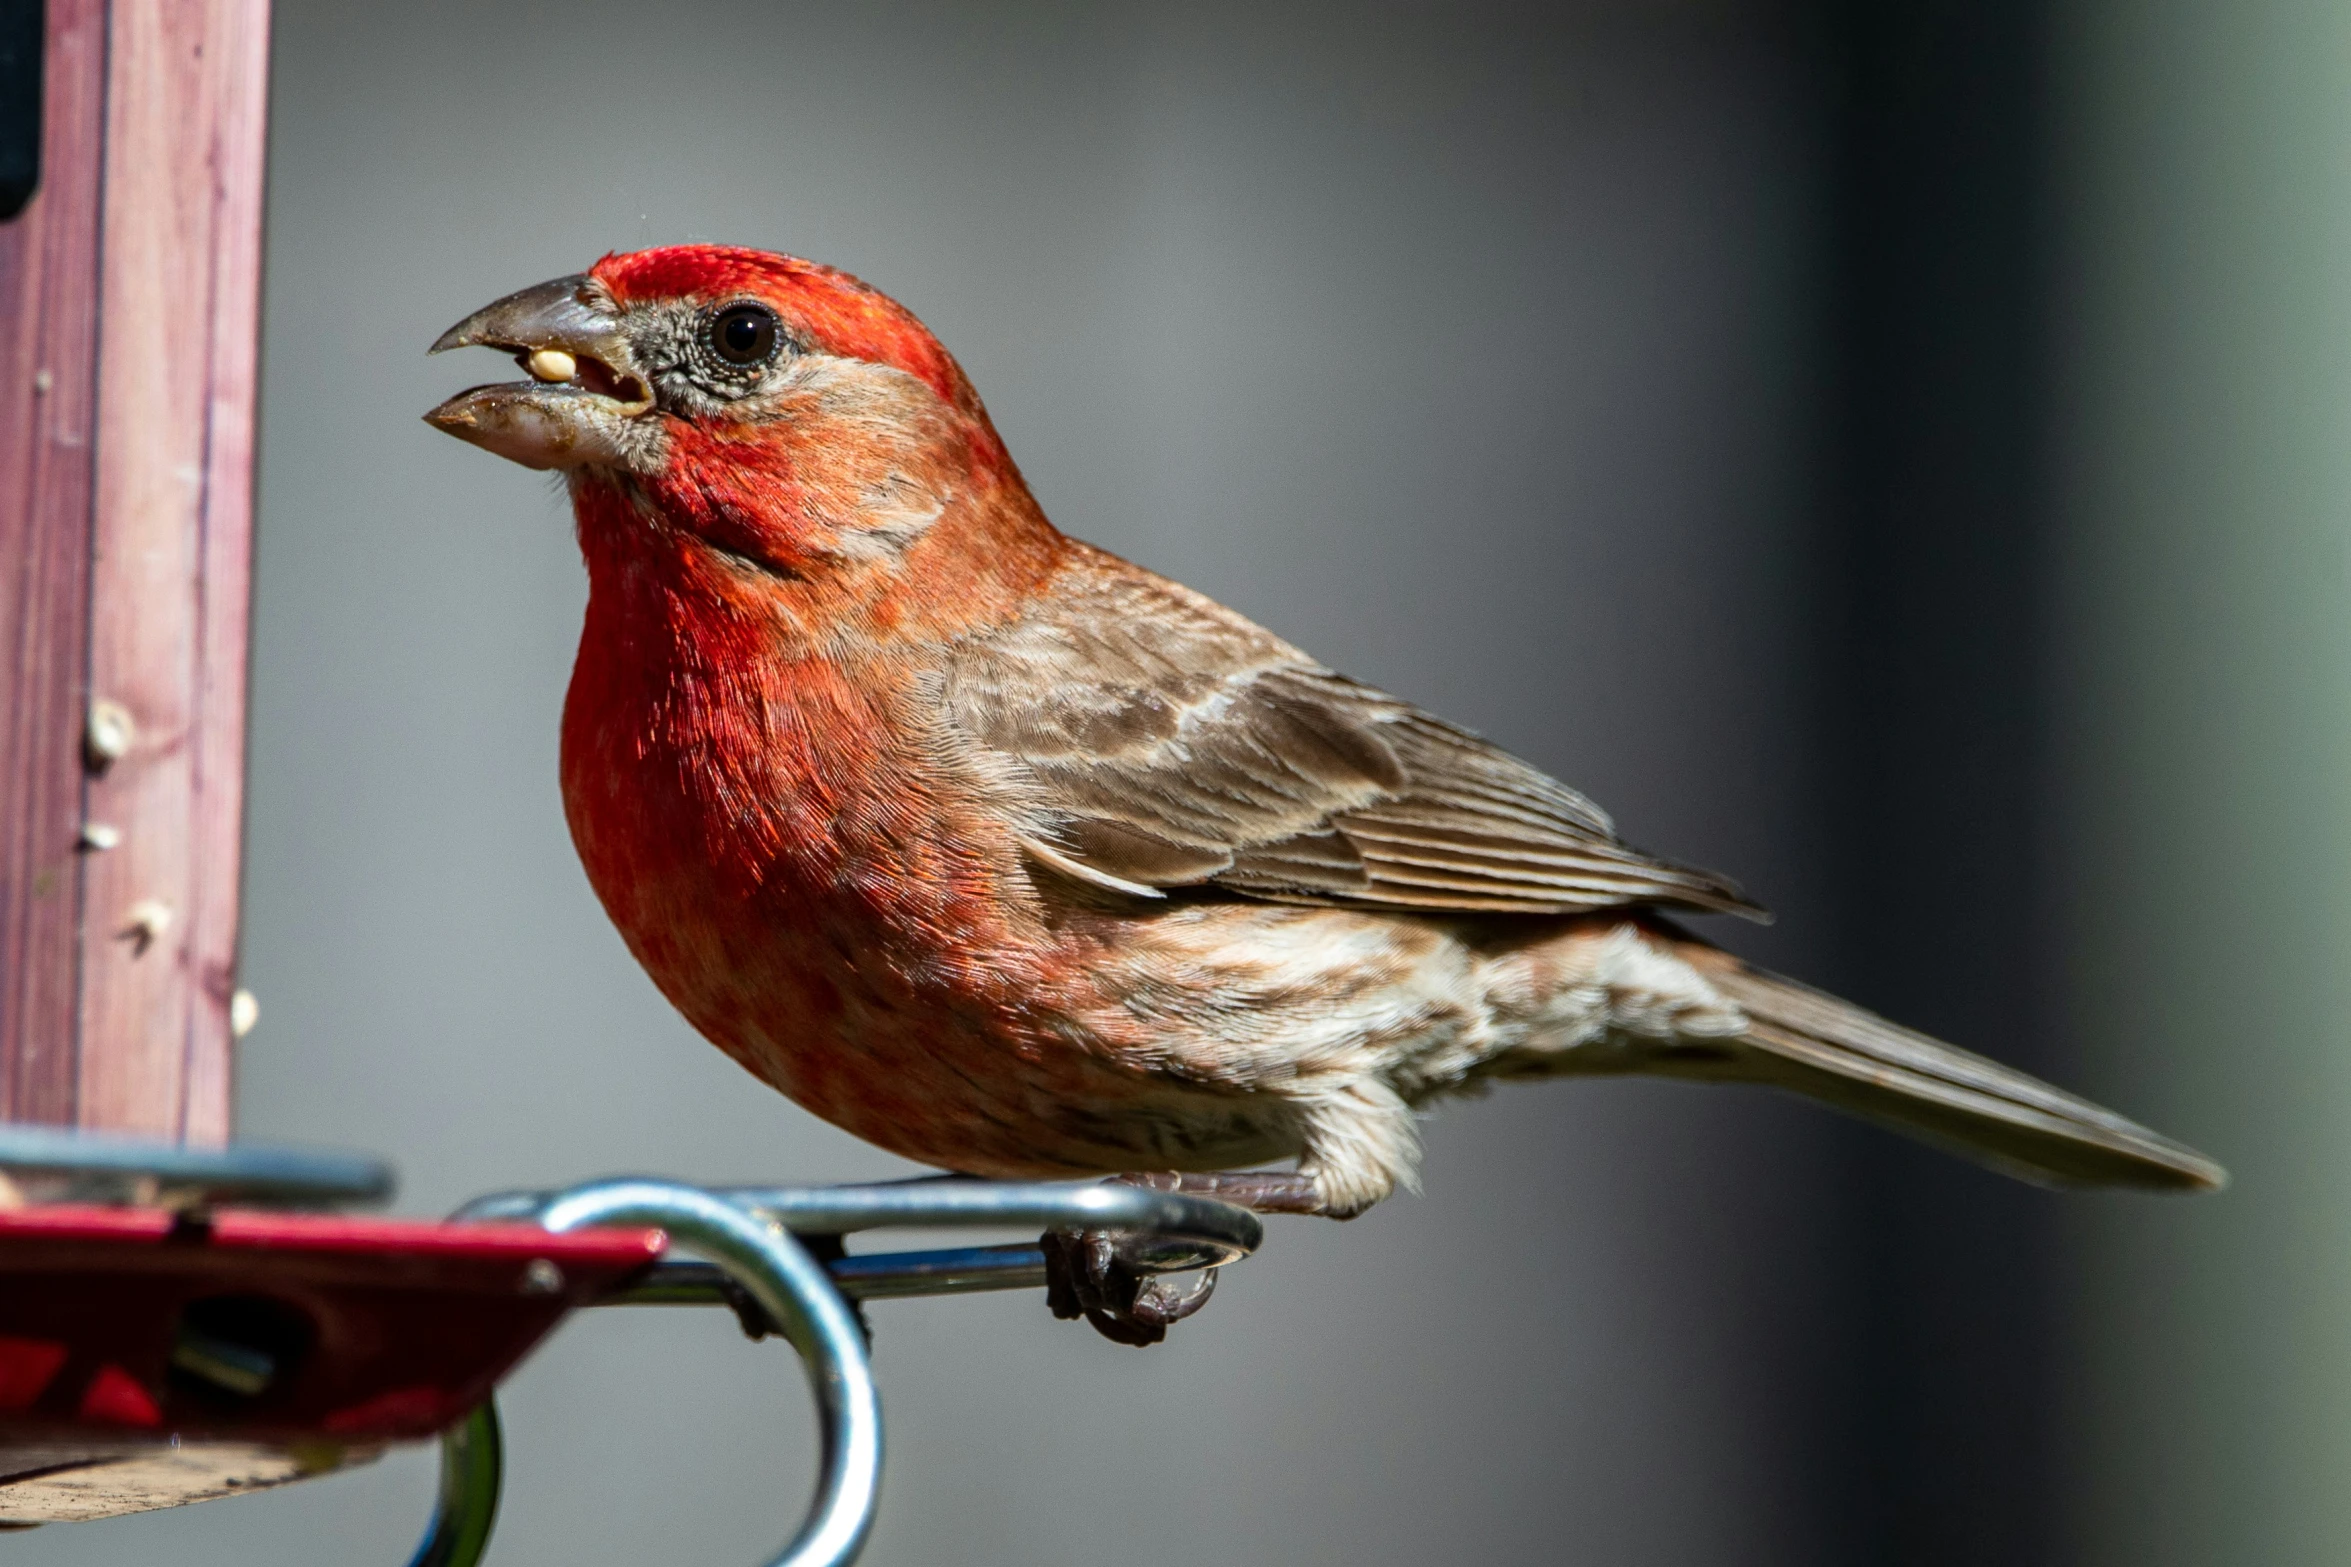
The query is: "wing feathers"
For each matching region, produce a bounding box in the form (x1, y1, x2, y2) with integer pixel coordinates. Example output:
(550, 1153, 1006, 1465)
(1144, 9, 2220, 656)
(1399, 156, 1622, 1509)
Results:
(949, 549, 1764, 920)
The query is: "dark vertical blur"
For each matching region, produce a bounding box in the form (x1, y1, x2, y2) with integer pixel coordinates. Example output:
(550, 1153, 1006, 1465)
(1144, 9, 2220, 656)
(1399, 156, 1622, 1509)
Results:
(1813, 3, 2060, 1563)
(0, 0, 38, 219)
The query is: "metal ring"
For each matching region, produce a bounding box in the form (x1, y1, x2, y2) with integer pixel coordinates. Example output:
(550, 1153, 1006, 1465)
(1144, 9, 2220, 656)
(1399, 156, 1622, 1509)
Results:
(407, 1401, 502, 1567)
(539, 1180, 884, 1567)
(411, 1180, 884, 1567)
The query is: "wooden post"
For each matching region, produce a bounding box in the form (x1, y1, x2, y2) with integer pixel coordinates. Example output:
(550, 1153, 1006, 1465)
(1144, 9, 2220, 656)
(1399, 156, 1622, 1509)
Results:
(0, 0, 270, 1141)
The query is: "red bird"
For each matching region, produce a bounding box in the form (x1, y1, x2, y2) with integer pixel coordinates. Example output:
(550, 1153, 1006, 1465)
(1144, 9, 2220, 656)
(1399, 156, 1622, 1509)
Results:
(427, 246, 2219, 1329)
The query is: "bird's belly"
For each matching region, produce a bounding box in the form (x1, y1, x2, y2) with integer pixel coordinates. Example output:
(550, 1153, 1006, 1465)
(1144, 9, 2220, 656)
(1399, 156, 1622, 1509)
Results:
(578, 836, 1304, 1176)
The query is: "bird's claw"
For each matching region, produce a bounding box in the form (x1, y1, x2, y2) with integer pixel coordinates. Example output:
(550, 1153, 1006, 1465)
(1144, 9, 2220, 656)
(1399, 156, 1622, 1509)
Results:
(1040, 1169, 1328, 1345)
(1040, 1227, 1219, 1347)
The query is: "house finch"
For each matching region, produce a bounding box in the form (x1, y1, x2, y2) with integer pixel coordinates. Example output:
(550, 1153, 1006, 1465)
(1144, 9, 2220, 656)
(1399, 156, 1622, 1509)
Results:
(425, 247, 2220, 1332)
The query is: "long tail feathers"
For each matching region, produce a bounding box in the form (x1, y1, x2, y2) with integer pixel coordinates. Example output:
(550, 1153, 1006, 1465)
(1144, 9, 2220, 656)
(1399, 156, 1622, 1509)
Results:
(1665, 938, 2226, 1193)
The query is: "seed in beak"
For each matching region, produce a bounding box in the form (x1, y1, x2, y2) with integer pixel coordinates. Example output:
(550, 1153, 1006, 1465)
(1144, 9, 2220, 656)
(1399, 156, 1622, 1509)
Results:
(527, 348, 578, 384)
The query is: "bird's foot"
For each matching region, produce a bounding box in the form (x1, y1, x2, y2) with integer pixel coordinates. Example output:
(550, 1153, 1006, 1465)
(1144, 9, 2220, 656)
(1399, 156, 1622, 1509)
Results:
(1041, 1169, 1335, 1346)
(1041, 1227, 1218, 1346)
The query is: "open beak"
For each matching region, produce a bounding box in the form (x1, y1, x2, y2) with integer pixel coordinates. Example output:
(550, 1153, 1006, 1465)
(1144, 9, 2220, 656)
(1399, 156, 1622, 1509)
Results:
(424, 274, 658, 471)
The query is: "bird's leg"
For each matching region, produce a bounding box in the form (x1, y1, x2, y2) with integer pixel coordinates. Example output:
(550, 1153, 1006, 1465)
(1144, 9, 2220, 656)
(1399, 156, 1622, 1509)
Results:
(1041, 1168, 1333, 1346)
(1109, 1168, 1337, 1216)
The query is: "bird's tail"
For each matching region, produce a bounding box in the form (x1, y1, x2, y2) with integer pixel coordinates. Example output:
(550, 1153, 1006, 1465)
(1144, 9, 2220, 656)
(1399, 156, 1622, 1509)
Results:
(1652, 931, 2226, 1192)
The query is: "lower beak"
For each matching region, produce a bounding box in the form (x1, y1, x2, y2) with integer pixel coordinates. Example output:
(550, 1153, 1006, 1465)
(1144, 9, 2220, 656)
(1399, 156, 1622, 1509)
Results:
(424, 274, 658, 472)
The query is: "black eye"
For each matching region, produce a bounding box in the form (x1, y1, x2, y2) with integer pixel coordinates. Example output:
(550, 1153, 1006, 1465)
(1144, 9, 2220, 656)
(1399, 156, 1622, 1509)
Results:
(709, 304, 779, 367)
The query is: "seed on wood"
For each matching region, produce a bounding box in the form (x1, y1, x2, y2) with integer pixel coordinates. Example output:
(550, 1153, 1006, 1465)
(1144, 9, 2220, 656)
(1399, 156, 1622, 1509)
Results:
(121, 899, 174, 955)
(85, 700, 135, 769)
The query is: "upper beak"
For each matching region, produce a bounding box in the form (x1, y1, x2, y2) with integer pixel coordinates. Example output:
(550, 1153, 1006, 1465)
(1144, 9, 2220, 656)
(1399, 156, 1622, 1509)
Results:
(424, 274, 657, 471)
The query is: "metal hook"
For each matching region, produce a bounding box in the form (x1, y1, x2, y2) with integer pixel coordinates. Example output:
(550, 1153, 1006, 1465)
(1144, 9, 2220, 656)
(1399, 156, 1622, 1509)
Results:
(409, 1178, 885, 1567)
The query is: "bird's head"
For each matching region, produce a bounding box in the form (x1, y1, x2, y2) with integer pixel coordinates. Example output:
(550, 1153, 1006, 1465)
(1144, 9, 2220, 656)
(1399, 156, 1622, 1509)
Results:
(426, 246, 1031, 577)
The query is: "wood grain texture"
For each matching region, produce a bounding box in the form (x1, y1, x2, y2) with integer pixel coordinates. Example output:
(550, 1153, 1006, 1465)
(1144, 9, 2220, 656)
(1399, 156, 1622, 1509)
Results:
(77, 0, 271, 1140)
(0, 0, 109, 1126)
(0, 0, 268, 1140)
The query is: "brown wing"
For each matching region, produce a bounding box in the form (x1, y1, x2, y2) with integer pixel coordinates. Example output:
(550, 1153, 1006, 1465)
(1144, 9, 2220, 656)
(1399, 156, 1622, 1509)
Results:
(941, 548, 1764, 919)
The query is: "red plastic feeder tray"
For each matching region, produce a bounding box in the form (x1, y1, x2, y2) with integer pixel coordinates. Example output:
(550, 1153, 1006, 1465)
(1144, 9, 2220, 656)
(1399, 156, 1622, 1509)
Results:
(0, 1204, 663, 1523)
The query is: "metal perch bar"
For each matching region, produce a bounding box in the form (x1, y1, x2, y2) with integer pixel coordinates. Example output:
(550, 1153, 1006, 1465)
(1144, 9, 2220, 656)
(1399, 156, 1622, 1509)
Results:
(456, 1177, 1264, 1308)
(410, 1175, 1262, 1567)
(618, 1244, 1051, 1305)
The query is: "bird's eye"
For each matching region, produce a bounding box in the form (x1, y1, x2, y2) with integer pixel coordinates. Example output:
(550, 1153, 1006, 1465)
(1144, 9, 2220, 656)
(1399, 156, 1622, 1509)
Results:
(708, 304, 780, 367)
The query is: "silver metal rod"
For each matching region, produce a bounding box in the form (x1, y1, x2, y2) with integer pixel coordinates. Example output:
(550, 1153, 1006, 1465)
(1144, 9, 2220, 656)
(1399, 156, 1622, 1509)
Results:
(606, 1245, 1052, 1307)
(713, 1180, 1261, 1256)
(830, 1245, 1049, 1299)
(456, 1179, 1261, 1275)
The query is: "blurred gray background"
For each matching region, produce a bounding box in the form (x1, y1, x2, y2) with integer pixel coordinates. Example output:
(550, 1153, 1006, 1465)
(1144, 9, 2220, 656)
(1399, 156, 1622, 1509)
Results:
(16, 0, 2347, 1562)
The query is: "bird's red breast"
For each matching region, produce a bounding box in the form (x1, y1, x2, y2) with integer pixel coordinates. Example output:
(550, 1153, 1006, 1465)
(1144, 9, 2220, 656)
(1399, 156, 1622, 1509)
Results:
(545, 250, 1175, 1172)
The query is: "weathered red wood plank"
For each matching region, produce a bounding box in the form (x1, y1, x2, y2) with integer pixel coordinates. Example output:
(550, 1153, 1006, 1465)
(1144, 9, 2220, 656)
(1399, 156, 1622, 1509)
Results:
(77, 0, 271, 1140)
(181, 0, 272, 1144)
(0, 0, 268, 1140)
(0, 0, 110, 1126)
